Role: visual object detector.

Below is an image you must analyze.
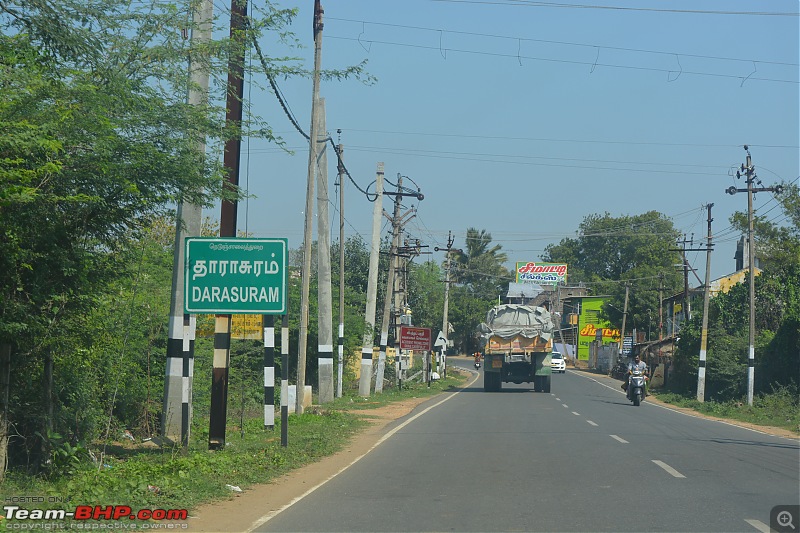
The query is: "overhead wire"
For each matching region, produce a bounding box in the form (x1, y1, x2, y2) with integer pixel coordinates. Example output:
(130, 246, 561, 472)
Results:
(329, 17, 799, 67)
(327, 35, 798, 85)
(430, 0, 799, 17)
(247, 19, 380, 201)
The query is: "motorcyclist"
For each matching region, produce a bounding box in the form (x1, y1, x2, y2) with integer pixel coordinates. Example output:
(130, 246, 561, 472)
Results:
(622, 355, 649, 395)
(473, 352, 482, 367)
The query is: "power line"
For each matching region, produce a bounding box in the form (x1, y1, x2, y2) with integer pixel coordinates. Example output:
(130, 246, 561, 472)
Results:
(430, 0, 799, 17)
(329, 17, 798, 67)
(327, 34, 798, 84)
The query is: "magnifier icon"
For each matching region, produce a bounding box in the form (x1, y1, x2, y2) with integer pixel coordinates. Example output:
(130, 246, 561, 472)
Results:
(778, 510, 796, 530)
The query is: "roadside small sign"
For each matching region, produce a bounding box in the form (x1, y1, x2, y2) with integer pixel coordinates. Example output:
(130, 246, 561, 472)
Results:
(433, 330, 447, 348)
(400, 326, 432, 352)
(185, 237, 288, 314)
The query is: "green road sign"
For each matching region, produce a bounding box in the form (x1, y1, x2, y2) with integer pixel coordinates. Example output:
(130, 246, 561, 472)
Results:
(184, 238, 288, 314)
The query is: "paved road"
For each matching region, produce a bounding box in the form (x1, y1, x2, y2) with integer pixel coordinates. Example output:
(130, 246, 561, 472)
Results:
(255, 363, 799, 532)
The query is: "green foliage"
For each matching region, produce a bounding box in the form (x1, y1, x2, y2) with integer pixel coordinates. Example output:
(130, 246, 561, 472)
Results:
(671, 233, 799, 400)
(653, 385, 799, 434)
(544, 211, 683, 332)
(0, 373, 467, 511)
(452, 228, 512, 302)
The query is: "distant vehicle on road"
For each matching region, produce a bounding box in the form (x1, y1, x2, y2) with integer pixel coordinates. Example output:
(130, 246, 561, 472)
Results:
(550, 351, 566, 373)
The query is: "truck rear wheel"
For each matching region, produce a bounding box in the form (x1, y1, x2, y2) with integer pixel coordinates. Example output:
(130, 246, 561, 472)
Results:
(533, 375, 551, 393)
(484, 372, 502, 392)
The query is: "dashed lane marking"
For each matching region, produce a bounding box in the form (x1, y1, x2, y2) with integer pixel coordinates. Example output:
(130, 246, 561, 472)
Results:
(610, 434, 629, 443)
(587, 420, 598, 426)
(744, 519, 770, 532)
(652, 459, 686, 478)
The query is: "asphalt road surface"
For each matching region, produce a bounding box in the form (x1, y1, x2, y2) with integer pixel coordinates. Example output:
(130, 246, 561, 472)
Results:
(254, 362, 799, 532)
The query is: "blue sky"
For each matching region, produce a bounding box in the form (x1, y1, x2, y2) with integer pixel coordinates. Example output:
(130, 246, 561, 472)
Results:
(228, 0, 799, 283)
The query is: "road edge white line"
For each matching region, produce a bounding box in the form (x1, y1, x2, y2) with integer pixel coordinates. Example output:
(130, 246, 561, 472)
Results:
(246, 370, 480, 532)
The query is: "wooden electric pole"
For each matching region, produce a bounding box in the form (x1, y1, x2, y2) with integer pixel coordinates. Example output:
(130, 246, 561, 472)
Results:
(209, 0, 247, 450)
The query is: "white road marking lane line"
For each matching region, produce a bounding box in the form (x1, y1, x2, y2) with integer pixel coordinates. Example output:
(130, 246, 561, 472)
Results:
(610, 434, 629, 443)
(572, 411, 581, 416)
(652, 460, 686, 478)
(562, 403, 569, 408)
(587, 420, 598, 426)
(744, 519, 770, 532)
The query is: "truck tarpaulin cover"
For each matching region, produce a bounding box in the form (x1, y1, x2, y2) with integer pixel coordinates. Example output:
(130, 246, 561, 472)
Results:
(478, 304, 554, 341)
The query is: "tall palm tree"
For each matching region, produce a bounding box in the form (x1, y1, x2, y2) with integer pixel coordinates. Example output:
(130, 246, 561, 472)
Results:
(451, 228, 511, 301)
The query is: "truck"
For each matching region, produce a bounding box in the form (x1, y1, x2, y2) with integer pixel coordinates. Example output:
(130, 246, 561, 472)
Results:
(478, 304, 555, 392)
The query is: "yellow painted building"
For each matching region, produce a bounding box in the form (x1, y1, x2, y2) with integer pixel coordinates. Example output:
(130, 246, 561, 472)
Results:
(349, 348, 419, 378)
(710, 268, 759, 296)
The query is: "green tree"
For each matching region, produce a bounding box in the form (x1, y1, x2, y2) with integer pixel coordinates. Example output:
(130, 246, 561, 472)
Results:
(544, 211, 683, 334)
(407, 259, 444, 333)
(0, 0, 372, 477)
(672, 182, 800, 399)
(452, 228, 512, 302)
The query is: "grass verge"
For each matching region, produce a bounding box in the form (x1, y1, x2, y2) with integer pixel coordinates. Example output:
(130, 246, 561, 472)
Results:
(0, 371, 468, 516)
(650, 385, 800, 435)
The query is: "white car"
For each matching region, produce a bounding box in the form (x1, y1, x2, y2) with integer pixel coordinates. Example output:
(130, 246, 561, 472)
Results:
(550, 351, 566, 373)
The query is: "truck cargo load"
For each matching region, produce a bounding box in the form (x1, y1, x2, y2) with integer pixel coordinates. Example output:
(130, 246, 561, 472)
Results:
(478, 304, 555, 392)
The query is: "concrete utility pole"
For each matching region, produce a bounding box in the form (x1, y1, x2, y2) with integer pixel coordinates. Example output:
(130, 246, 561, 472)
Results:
(376, 175, 405, 394)
(376, 175, 422, 393)
(619, 284, 629, 357)
(163, 0, 212, 448)
(725, 146, 783, 406)
(209, 0, 247, 450)
(359, 164, 384, 397)
(434, 232, 459, 376)
(671, 235, 694, 328)
(316, 100, 334, 404)
(336, 138, 345, 399)
(697, 203, 714, 402)
(297, 0, 324, 415)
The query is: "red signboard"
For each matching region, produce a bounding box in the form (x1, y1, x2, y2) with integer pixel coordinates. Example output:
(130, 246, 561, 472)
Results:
(400, 326, 432, 351)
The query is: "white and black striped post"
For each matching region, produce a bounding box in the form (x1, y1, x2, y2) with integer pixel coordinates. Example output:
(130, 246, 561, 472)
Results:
(263, 315, 275, 429)
(280, 313, 289, 447)
(164, 313, 195, 446)
(209, 315, 231, 450)
(337, 323, 344, 398)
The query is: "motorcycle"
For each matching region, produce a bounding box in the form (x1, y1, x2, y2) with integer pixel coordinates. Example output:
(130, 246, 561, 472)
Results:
(626, 368, 646, 406)
(474, 361, 481, 370)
